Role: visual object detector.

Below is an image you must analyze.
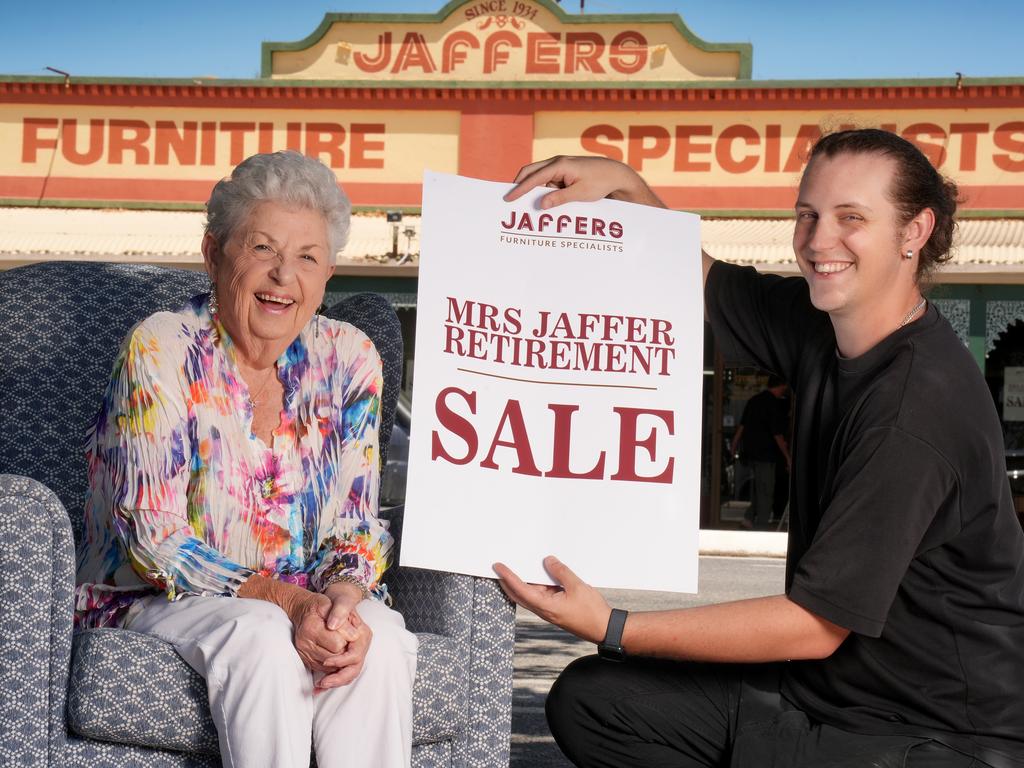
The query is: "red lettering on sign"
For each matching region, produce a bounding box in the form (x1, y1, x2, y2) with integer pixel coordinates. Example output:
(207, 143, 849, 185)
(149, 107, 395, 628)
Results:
(716, 124, 760, 174)
(22, 118, 58, 162)
(285, 122, 302, 153)
(674, 125, 713, 172)
(578, 120, 1024, 177)
(783, 124, 821, 173)
(432, 387, 478, 465)
(628, 125, 671, 168)
(355, 32, 392, 73)
(17, 117, 391, 170)
(902, 122, 947, 167)
(108, 120, 150, 165)
(526, 32, 560, 74)
(480, 399, 542, 477)
(950, 123, 988, 172)
(608, 31, 647, 74)
(258, 122, 274, 154)
(581, 124, 624, 161)
(610, 407, 675, 484)
(764, 124, 781, 172)
(154, 121, 197, 165)
(392, 32, 437, 74)
(431, 391, 675, 484)
(200, 121, 217, 165)
(351, 124, 385, 169)
(442, 31, 479, 73)
(484, 31, 520, 73)
(220, 122, 256, 165)
(464, 0, 507, 20)
(62, 119, 105, 165)
(305, 123, 346, 168)
(994, 122, 1024, 172)
(547, 404, 606, 479)
(566, 32, 605, 74)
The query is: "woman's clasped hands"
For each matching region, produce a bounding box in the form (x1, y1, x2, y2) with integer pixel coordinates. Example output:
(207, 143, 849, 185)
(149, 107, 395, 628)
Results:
(290, 582, 372, 691)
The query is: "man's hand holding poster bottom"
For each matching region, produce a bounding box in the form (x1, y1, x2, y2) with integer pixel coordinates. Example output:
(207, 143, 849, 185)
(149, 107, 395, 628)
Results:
(401, 171, 703, 593)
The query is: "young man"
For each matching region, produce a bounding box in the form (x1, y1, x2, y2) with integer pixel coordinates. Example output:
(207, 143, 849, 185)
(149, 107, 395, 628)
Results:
(495, 131, 1024, 768)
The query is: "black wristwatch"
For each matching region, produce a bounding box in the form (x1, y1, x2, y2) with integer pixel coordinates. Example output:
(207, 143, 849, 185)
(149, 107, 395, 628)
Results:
(597, 608, 629, 662)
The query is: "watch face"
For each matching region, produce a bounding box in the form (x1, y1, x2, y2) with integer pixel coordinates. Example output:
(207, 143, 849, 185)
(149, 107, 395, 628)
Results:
(598, 643, 626, 662)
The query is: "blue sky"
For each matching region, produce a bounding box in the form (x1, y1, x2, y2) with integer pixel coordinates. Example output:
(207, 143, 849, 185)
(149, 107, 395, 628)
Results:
(0, 0, 1019, 81)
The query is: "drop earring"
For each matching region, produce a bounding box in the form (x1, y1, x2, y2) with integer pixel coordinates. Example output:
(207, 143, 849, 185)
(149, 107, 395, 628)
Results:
(209, 282, 219, 315)
(315, 303, 326, 338)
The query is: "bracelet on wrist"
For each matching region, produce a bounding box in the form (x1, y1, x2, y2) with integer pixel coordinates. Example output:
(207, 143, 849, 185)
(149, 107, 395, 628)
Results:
(323, 572, 369, 600)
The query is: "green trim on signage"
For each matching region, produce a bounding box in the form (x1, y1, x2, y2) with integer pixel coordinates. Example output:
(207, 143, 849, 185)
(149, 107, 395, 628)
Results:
(935, 284, 1024, 302)
(260, 0, 753, 79)
(0, 198, 209, 212)
(957, 211, 1024, 220)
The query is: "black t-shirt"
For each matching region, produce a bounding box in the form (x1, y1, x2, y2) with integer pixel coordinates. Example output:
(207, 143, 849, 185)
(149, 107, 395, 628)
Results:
(739, 389, 787, 463)
(707, 261, 1024, 758)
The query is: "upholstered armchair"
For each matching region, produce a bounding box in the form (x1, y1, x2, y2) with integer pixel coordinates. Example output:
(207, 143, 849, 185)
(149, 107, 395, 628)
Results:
(0, 262, 515, 767)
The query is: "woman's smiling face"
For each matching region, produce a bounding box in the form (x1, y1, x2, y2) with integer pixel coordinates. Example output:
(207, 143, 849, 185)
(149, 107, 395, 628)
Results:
(205, 201, 332, 361)
(793, 151, 909, 320)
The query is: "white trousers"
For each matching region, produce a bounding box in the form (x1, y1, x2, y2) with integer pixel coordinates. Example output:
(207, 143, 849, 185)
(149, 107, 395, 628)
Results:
(128, 594, 417, 768)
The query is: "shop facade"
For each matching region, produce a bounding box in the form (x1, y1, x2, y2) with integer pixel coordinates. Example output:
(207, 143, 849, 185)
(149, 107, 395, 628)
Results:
(3, 0, 1024, 528)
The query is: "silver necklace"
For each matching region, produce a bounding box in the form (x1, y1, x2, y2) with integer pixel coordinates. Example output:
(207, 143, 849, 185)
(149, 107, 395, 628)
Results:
(898, 297, 927, 329)
(246, 367, 276, 407)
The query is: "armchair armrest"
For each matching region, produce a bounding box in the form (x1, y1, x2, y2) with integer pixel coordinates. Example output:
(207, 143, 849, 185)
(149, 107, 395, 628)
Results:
(0, 475, 76, 767)
(381, 505, 516, 767)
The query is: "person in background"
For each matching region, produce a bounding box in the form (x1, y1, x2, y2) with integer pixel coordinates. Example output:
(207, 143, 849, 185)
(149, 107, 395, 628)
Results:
(495, 130, 1024, 767)
(732, 375, 790, 529)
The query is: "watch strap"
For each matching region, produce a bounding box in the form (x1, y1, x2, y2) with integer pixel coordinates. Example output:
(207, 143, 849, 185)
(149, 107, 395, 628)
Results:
(598, 608, 628, 661)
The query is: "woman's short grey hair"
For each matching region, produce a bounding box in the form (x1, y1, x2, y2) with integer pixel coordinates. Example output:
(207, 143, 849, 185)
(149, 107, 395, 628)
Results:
(205, 151, 351, 264)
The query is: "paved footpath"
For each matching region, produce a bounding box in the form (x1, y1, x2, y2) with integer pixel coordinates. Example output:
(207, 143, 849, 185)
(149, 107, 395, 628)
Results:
(509, 556, 786, 767)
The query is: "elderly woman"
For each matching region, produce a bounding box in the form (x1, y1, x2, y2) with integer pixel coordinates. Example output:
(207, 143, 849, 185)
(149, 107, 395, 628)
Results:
(75, 151, 416, 768)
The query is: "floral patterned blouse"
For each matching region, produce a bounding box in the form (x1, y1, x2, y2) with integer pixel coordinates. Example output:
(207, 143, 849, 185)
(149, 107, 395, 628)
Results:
(75, 295, 391, 629)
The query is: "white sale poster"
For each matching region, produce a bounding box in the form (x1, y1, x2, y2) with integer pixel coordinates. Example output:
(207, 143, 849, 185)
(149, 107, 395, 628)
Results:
(400, 171, 703, 592)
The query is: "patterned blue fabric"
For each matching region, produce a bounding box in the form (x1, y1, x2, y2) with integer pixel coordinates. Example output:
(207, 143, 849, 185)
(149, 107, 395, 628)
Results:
(67, 629, 466, 751)
(0, 262, 515, 767)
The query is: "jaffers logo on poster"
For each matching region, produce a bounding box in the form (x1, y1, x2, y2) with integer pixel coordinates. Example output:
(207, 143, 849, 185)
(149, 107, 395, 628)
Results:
(498, 210, 625, 251)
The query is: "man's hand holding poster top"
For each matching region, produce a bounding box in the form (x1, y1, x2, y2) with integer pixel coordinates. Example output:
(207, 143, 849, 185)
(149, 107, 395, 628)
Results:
(400, 166, 703, 594)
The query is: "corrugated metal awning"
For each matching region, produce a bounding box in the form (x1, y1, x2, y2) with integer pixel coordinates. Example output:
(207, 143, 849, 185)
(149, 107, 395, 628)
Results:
(0, 207, 421, 268)
(2, 207, 1023, 283)
(701, 218, 1024, 271)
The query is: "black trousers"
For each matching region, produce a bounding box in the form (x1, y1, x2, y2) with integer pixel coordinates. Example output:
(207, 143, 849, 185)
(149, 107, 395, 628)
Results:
(545, 656, 991, 768)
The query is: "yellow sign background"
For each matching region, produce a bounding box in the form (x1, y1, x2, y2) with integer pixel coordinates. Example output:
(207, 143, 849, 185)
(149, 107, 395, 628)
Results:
(534, 109, 1024, 188)
(270, 2, 741, 83)
(2, 105, 460, 183)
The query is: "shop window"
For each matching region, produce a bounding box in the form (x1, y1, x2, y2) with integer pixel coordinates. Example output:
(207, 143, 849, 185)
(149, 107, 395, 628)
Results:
(986, 319, 1024, 529)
